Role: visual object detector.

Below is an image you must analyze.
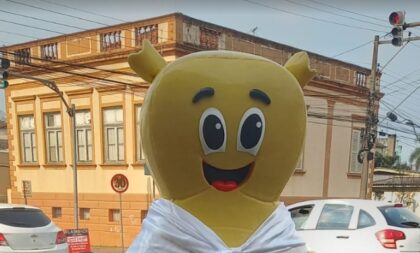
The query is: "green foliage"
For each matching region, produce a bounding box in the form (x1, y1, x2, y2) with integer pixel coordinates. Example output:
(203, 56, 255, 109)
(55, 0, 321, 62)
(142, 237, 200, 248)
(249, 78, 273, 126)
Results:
(409, 147, 420, 169)
(375, 151, 398, 168)
(393, 162, 411, 171)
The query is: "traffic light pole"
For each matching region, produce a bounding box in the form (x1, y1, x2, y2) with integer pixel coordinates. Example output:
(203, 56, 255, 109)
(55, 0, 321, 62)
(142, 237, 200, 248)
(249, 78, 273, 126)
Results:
(10, 72, 79, 228)
(360, 16, 420, 199)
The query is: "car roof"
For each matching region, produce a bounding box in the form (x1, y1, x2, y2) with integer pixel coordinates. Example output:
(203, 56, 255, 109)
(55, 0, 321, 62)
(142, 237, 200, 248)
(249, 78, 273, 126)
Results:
(0, 203, 40, 210)
(286, 199, 396, 208)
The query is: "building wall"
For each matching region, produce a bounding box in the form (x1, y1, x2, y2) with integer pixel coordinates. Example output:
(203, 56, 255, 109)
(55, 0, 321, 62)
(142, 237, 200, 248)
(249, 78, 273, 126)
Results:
(0, 152, 10, 203)
(327, 101, 366, 197)
(0, 125, 9, 203)
(282, 97, 327, 198)
(1, 13, 373, 246)
(8, 82, 156, 246)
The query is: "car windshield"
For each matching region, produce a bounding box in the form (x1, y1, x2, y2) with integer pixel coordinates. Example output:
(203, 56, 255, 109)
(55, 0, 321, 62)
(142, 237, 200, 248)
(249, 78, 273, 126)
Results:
(0, 208, 51, 228)
(378, 206, 420, 228)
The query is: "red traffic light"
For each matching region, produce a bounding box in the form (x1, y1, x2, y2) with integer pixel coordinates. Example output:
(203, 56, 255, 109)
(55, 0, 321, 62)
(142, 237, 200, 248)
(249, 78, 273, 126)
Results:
(389, 11, 405, 26)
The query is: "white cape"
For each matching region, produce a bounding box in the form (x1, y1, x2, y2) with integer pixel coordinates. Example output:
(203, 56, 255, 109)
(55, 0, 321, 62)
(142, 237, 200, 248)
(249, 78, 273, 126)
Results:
(127, 199, 306, 253)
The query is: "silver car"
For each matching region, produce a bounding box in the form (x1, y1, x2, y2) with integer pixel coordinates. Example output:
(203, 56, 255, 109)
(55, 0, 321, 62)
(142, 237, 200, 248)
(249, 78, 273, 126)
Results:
(288, 199, 420, 253)
(0, 204, 68, 253)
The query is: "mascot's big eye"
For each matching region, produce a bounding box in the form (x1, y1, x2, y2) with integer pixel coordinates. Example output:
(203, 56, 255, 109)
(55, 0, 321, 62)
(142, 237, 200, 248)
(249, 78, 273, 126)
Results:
(199, 108, 226, 155)
(237, 107, 265, 156)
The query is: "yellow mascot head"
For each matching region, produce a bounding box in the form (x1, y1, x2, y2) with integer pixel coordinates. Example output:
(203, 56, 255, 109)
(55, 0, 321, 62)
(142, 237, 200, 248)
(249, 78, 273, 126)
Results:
(129, 40, 315, 247)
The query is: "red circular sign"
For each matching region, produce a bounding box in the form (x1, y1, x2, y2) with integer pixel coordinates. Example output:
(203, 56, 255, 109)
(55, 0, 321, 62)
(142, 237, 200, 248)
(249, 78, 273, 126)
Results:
(111, 174, 129, 193)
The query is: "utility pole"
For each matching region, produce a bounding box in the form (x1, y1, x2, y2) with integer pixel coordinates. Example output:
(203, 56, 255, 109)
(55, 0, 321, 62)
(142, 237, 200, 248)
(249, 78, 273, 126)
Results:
(359, 11, 420, 199)
(360, 35, 379, 199)
(10, 71, 80, 228)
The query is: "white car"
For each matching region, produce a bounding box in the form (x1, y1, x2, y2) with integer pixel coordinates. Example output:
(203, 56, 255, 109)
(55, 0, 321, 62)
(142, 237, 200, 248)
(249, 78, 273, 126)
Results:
(0, 204, 68, 253)
(287, 199, 420, 253)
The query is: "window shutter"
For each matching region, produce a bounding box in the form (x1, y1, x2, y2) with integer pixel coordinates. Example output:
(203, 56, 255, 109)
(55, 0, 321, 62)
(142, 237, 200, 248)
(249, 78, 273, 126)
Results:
(350, 129, 361, 173)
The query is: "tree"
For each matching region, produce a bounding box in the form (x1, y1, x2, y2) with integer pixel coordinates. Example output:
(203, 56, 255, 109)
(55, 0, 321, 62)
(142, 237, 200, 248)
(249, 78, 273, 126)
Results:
(409, 147, 420, 170)
(393, 162, 411, 170)
(375, 152, 398, 168)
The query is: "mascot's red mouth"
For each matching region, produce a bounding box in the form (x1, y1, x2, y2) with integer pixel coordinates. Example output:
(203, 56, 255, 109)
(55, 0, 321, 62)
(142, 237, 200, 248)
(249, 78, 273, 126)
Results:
(203, 161, 254, 192)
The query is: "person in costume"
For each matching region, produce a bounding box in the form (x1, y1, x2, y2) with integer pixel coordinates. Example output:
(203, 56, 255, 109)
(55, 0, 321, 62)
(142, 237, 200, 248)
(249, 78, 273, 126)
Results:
(126, 40, 316, 253)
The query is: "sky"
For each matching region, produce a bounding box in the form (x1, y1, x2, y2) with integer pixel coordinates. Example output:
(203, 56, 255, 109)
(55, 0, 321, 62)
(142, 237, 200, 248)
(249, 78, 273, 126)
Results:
(0, 0, 419, 163)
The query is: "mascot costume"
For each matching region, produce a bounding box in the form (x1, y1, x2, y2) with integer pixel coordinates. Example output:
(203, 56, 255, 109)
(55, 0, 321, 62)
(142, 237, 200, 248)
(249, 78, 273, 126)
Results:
(127, 40, 316, 253)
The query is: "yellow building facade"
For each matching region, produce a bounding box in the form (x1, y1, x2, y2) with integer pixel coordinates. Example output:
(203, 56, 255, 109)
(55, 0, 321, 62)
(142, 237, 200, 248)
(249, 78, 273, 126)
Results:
(1, 13, 377, 247)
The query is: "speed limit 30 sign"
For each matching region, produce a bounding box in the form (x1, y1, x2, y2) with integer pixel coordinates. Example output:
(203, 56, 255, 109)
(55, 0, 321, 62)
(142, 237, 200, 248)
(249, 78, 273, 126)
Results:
(111, 174, 129, 193)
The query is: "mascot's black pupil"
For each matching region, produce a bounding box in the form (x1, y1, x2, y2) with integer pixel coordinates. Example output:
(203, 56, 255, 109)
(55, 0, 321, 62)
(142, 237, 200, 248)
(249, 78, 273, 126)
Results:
(241, 114, 262, 149)
(203, 115, 224, 150)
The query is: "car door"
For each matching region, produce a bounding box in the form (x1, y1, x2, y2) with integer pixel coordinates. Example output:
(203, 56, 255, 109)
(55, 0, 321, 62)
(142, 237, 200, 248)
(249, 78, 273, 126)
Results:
(293, 202, 359, 253)
(344, 207, 389, 253)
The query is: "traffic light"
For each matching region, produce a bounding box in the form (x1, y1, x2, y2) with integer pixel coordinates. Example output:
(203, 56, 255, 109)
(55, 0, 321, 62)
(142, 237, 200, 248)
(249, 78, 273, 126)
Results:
(0, 58, 10, 89)
(389, 11, 406, 47)
(391, 27, 403, 46)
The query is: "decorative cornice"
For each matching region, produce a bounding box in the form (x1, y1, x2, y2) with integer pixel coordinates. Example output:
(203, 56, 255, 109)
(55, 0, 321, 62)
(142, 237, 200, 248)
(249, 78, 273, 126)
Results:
(11, 95, 36, 102)
(66, 88, 93, 97)
(38, 93, 59, 100)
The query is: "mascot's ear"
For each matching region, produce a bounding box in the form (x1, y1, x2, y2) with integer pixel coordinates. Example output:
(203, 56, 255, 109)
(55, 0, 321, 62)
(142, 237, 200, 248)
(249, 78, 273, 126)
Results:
(128, 40, 167, 83)
(285, 52, 316, 88)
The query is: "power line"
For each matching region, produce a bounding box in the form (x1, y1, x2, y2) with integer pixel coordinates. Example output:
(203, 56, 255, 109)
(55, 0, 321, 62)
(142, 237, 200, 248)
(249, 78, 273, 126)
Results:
(0, 9, 384, 93)
(305, 0, 388, 23)
(379, 124, 418, 139)
(0, 18, 64, 35)
(285, 0, 390, 29)
(379, 83, 420, 125)
(5, 57, 144, 88)
(409, 41, 420, 50)
(0, 39, 11, 45)
(386, 79, 420, 96)
(381, 96, 420, 124)
(3, 0, 382, 74)
(379, 100, 417, 123)
(0, 29, 40, 40)
(5, 0, 110, 27)
(0, 9, 91, 31)
(37, 0, 127, 23)
(242, 0, 388, 33)
(10, 62, 150, 98)
(1, 50, 137, 78)
(0, 14, 177, 78)
(381, 66, 420, 90)
(306, 117, 419, 143)
(398, 139, 417, 149)
(332, 39, 373, 58)
(1, 0, 175, 53)
(0, 7, 171, 51)
(379, 41, 410, 72)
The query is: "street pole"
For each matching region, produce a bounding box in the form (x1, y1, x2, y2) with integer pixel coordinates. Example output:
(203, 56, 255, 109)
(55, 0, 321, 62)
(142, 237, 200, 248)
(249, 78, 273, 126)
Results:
(360, 35, 379, 199)
(119, 193, 125, 253)
(10, 72, 79, 228)
(71, 104, 79, 229)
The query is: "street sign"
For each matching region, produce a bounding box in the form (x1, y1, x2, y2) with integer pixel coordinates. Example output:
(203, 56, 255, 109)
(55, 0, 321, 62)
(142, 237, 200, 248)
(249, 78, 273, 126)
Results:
(111, 174, 128, 253)
(111, 174, 129, 193)
(65, 228, 91, 253)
